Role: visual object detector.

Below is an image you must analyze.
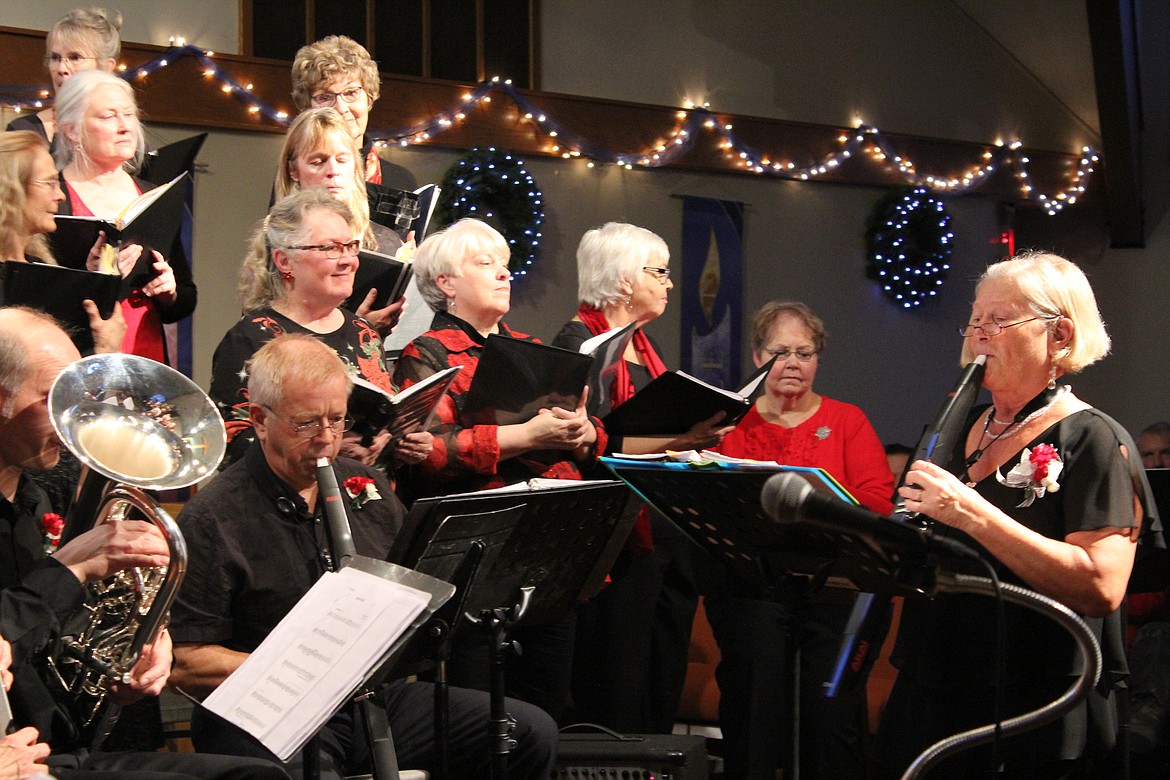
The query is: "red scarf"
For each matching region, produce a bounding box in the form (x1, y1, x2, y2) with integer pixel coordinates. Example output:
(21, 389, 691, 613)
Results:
(577, 304, 667, 404)
(577, 304, 667, 556)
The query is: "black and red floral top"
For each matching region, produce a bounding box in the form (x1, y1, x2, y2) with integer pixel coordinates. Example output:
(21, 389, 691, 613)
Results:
(210, 306, 393, 465)
(392, 310, 607, 500)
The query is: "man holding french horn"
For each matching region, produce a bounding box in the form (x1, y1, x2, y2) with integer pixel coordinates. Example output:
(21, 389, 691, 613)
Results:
(0, 307, 290, 779)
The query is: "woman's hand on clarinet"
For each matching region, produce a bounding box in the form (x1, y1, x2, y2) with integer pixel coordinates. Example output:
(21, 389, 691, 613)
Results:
(897, 460, 983, 532)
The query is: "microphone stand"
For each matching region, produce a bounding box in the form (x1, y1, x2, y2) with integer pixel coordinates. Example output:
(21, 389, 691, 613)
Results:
(902, 573, 1102, 780)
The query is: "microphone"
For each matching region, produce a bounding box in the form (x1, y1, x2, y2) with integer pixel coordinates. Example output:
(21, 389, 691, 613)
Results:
(763, 471, 894, 538)
(762, 472, 980, 562)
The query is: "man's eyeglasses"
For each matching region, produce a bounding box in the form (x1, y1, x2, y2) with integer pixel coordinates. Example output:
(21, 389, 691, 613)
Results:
(642, 266, 671, 283)
(44, 53, 95, 68)
(958, 316, 1056, 338)
(766, 348, 818, 363)
(287, 240, 362, 259)
(262, 407, 353, 439)
(309, 86, 365, 108)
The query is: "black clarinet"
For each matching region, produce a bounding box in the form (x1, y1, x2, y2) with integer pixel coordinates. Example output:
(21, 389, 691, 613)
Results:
(892, 354, 986, 524)
(316, 457, 356, 570)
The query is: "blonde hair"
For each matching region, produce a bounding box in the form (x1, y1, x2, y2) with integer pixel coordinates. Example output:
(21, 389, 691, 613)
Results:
(412, 219, 510, 312)
(576, 222, 669, 309)
(238, 188, 356, 312)
(0, 132, 57, 263)
(54, 69, 144, 171)
(290, 36, 380, 111)
(248, 332, 352, 412)
(47, 7, 122, 67)
(961, 250, 1111, 374)
(274, 107, 374, 249)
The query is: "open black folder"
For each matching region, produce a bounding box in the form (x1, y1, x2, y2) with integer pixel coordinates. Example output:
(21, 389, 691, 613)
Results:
(601, 355, 776, 437)
(462, 335, 593, 426)
(0, 261, 119, 354)
(50, 172, 188, 291)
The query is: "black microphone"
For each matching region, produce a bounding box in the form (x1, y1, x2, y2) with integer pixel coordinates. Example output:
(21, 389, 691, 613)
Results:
(762, 472, 979, 562)
(763, 471, 894, 537)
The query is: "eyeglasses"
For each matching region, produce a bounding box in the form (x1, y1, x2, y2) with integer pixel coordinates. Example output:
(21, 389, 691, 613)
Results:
(262, 407, 353, 439)
(44, 53, 96, 68)
(642, 266, 671, 283)
(766, 348, 818, 363)
(30, 178, 62, 192)
(287, 240, 362, 259)
(958, 316, 1056, 338)
(309, 86, 365, 108)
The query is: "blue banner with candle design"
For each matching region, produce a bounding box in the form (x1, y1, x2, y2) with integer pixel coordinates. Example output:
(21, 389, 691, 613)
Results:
(679, 196, 744, 388)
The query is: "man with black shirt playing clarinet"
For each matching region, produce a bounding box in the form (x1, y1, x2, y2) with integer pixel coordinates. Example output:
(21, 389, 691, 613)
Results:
(169, 333, 556, 780)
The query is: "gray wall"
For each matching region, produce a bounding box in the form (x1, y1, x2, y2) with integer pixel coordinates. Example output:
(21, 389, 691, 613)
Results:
(4, 0, 1163, 444)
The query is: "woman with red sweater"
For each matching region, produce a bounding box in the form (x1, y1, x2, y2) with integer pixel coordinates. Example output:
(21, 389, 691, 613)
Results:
(709, 300, 893, 780)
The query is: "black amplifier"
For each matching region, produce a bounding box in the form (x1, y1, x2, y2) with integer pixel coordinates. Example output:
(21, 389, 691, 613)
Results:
(553, 732, 708, 779)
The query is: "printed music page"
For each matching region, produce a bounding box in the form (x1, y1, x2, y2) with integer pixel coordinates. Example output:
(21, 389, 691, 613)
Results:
(202, 566, 431, 761)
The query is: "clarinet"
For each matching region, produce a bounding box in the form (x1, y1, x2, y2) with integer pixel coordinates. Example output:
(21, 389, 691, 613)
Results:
(316, 457, 356, 570)
(892, 354, 986, 524)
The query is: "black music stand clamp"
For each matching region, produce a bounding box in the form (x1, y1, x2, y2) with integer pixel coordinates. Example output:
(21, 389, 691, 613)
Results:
(466, 585, 534, 780)
(389, 480, 640, 780)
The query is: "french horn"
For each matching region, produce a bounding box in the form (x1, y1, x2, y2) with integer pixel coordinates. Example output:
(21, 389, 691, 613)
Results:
(46, 353, 226, 746)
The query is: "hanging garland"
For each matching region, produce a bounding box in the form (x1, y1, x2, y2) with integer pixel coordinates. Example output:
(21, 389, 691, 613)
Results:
(865, 186, 953, 309)
(435, 146, 545, 277)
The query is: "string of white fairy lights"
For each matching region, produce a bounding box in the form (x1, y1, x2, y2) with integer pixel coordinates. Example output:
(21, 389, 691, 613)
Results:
(0, 44, 1095, 215)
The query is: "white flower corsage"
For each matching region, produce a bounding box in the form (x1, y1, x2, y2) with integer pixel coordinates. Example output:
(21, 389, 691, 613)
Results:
(996, 443, 1062, 507)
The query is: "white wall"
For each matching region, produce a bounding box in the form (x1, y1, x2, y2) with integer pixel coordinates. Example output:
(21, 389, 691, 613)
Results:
(0, 1, 238, 53)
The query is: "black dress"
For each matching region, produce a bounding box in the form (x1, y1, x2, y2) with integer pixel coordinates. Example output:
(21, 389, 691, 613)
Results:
(875, 406, 1160, 778)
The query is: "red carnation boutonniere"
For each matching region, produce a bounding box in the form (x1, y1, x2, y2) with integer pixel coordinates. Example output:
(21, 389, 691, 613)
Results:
(997, 443, 1063, 507)
(343, 476, 382, 510)
(41, 512, 65, 555)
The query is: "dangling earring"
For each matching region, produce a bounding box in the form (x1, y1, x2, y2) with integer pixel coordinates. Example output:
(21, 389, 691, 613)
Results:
(619, 293, 632, 310)
(1047, 365, 1057, 390)
(448, 296, 457, 315)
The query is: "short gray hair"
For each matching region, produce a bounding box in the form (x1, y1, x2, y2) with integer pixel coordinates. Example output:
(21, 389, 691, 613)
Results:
(576, 222, 669, 309)
(248, 332, 352, 413)
(412, 219, 509, 312)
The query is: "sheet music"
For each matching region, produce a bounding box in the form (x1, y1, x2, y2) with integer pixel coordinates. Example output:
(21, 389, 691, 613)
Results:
(202, 566, 430, 760)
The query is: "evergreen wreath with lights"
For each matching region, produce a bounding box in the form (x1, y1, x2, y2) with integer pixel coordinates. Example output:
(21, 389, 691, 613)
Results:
(435, 146, 545, 277)
(865, 186, 953, 308)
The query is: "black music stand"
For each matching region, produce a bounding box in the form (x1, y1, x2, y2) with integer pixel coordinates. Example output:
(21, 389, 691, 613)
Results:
(603, 460, 934, 780)
(392, 480, 640, 779)
(603, 459, 1104, 780)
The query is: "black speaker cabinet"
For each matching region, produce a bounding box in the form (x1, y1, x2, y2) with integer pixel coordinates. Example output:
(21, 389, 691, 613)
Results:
(553, 732, 708, 779)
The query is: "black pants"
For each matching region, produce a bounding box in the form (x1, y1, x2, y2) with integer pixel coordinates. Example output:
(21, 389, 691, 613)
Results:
(192, 678, 557, 780)
(570, 515, 698, 733)
(704, 587, 870, 780)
